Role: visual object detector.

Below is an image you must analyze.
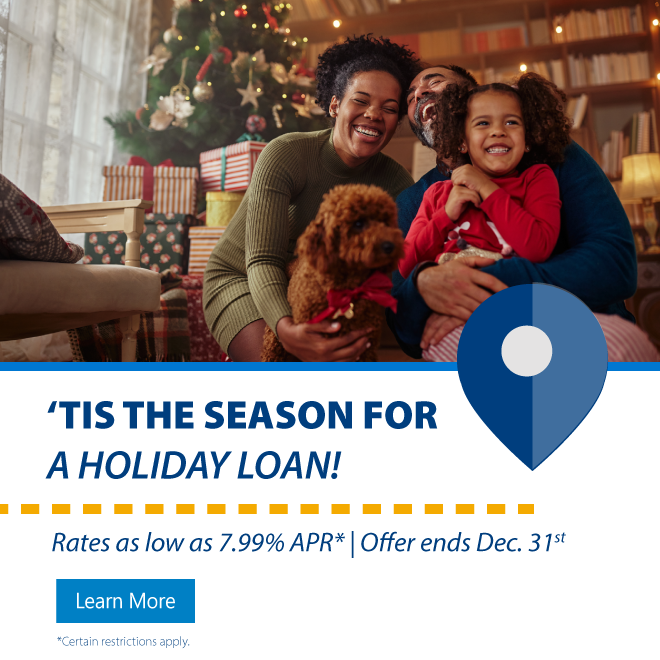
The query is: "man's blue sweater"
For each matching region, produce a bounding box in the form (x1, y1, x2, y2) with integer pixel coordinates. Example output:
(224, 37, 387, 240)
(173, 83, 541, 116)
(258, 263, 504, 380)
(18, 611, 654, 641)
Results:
(389, 142, 638, 358)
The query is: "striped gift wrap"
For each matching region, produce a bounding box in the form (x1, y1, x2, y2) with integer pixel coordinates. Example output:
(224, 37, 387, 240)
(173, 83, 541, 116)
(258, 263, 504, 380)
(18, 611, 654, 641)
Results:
(199, 141, 267, 193)
(188, 226, 226, 274)
(102, 165, 198, 215)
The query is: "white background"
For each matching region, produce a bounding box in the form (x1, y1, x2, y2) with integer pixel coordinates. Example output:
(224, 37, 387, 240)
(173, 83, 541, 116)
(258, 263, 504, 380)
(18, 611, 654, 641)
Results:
(0, 370, 657, 659)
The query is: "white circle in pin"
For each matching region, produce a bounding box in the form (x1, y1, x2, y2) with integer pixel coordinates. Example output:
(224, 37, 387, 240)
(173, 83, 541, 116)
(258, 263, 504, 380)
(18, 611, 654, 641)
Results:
(501, 325, 552, 377)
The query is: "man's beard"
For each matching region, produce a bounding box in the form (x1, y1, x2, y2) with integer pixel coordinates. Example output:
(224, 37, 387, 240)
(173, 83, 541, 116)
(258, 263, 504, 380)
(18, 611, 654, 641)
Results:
(409, 95, 438, 148)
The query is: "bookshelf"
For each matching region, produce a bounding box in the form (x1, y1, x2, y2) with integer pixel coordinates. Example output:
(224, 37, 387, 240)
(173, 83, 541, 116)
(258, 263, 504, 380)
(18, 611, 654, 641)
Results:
(292, 0, 660, 172)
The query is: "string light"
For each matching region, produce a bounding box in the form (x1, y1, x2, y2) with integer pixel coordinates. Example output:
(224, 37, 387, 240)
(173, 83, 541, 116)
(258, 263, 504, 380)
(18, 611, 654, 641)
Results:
(292, 41, 297, 46)
(185, 95, 190, 100)
(303, 37, 308, 42)
(284, 38, 287, 42)
(178, 35, 183, 40)
(654, 19, 659, 26)
(242, 4, 247, 8)
(257, 87, 262, 92)
(286, 28, 290, 33)
(556, 26, 562, 33)
(252, 23, 257, 28)
(252, 56, 257, 61)
(333, 19, 341, 28)
(207, 81, 212, 86)
(282, 93, 287, 98)
(519, 63, 527, 72)
(265, 23, 270, 28)
(657, 73, 660, 79)
(195, 45, 200, 50)
(220, 10, 225, 16)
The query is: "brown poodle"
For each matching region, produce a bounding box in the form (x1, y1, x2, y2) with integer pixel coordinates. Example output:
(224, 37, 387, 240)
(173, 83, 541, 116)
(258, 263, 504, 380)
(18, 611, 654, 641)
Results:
(262, 184, 405, 361)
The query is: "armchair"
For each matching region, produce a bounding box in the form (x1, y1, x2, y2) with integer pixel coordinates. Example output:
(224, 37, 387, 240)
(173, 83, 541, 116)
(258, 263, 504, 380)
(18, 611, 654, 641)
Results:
(0, 199, 161, 361)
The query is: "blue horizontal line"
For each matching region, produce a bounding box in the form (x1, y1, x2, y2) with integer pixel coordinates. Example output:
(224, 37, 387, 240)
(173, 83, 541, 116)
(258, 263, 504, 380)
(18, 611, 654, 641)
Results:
(0, 362, 658, 371)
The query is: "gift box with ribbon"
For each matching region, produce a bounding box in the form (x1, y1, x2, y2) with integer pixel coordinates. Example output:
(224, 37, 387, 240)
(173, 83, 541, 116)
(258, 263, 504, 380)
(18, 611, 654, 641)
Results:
(188, 226, 226, 274)
(102, 157, 199, 215)
(199, 138, 268, 193)
(83, 213, 201, 275)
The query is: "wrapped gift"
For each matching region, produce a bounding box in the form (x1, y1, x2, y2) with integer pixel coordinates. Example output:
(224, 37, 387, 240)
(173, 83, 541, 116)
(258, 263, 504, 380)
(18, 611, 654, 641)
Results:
(103, 157, 198, 215)
(188, 226, 226, 274)
(199, 141, 267, 193)
(206, 191, 245, 227)
(83, 213, 198, 275)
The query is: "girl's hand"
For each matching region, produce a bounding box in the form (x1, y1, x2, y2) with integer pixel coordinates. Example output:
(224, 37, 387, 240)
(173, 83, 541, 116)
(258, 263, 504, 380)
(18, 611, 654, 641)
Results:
(276, 316, 373, 362)
(445, 184, 482, 221)
(451, 165, 499, 200)
(421, 313, 464, 349)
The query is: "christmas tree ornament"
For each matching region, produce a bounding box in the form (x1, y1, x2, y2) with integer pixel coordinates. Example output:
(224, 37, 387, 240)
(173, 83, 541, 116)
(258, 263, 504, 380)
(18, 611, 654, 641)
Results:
(234, 7, 248, 18)
(262, 3, 279, 30)
(291, 90, 304, 104)
(272, 104, 283, 128)
(231, 51, 250, 82)
(251, 49, 269, 72)
(270, 62, 288, 84)
(237, 81, 263, 110)
(292, 94, 324, 118)
(246, 114, 267, 133)
(138, 44, 172, 76)
(218, 46, 233, 64)
(150, 92, 195, 130)
(193, 80, 214, 102)
(150, 58, 194, 129)
(163, 25, 182, 44)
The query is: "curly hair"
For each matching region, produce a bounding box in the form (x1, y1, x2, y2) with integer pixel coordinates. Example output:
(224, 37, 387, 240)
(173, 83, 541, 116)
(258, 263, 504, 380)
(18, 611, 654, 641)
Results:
(315, 35, 421, 120)
(433, 72, 572, 169)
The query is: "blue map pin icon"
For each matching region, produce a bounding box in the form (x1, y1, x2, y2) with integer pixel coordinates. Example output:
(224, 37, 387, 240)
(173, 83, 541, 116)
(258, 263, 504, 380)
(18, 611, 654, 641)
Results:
(457, 284, 608, 470)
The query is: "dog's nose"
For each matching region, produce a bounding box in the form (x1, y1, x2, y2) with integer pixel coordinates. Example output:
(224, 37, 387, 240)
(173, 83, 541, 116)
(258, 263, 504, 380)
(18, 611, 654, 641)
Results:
(382, 241, 395, 254)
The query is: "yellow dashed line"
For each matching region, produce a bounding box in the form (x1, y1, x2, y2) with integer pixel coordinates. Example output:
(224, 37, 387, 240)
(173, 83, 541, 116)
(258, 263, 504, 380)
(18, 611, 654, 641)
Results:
(363, 504, 381, 514)
(425, 504, 443, 514)
(1, 503, 535, 515)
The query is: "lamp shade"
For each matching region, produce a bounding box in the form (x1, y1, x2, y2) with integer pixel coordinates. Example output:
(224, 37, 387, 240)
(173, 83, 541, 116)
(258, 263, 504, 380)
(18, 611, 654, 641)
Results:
(619, 153, 660, 203)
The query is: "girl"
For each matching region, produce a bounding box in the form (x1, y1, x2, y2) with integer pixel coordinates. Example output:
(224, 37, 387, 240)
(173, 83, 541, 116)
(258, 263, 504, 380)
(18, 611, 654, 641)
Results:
(398, 73, 572, 279)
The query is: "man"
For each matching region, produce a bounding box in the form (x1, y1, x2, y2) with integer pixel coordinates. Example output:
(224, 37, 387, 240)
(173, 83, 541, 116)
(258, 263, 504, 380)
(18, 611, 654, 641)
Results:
(389, 65, 637, 358)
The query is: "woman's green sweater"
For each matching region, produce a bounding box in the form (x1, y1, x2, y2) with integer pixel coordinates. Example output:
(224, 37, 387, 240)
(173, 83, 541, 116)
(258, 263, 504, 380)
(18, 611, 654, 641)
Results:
(203, 128, 413, 351)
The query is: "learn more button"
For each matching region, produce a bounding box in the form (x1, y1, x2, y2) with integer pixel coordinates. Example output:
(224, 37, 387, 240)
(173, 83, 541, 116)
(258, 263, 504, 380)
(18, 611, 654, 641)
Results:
(56, 579, 195, 623)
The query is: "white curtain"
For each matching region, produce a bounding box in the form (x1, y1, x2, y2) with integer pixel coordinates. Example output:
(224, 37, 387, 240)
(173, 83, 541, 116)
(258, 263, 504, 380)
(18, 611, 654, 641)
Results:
(0, 0, 152, 206)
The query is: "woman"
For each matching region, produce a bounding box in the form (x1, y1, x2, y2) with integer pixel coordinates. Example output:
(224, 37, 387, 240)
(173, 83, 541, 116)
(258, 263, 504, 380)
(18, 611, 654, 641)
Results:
(203, 36, 420, 361)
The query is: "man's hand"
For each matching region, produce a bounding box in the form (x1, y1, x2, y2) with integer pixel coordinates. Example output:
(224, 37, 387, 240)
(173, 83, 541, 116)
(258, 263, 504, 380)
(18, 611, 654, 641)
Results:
(444, 184, 482, 221)
(421, 313, 464, 349)
(451, 164, 499, 201)
(276, 316, 373, 362)
(416, 257, 507, 320)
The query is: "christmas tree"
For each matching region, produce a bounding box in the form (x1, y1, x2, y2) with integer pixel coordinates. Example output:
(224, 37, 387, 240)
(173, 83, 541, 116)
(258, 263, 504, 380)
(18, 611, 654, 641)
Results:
(106, 0, 327, 167)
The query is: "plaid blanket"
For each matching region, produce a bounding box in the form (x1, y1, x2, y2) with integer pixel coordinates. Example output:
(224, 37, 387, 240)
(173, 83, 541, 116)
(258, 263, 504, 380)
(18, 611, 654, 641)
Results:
(68, 271, 190, 362)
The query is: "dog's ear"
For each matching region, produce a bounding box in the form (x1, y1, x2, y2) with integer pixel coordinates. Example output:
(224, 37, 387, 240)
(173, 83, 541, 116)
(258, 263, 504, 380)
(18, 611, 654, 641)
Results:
(296, 215, 331, 274)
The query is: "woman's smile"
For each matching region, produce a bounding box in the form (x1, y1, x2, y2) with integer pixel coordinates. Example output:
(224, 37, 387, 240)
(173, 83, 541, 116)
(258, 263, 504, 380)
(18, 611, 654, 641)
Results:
(330, 70, 401, 168)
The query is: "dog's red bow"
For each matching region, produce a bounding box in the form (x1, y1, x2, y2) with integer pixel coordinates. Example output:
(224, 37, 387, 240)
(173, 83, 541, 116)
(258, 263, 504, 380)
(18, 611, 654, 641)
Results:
(308, 271, 398, 324)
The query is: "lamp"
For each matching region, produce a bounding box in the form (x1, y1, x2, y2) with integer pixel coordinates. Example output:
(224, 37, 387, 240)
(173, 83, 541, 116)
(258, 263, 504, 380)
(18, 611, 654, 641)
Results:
(619, 153, 660, 254)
